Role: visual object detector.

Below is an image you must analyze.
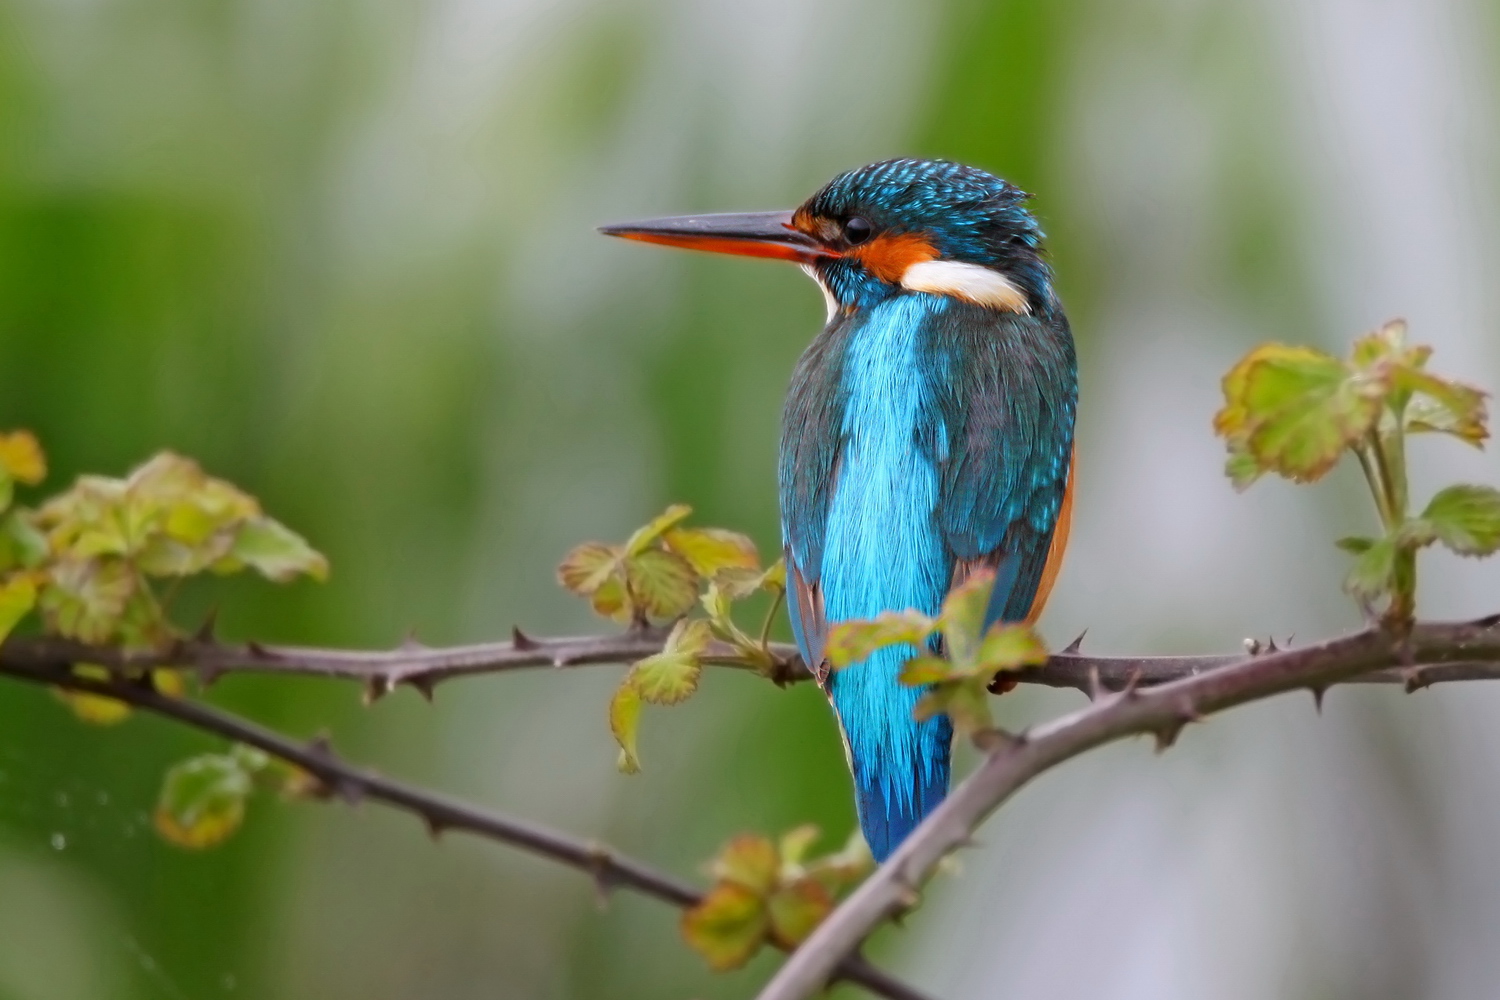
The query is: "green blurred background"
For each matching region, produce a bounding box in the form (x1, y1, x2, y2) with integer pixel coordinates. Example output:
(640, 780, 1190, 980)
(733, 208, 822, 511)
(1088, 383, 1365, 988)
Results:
(2, 1, 1499, 997)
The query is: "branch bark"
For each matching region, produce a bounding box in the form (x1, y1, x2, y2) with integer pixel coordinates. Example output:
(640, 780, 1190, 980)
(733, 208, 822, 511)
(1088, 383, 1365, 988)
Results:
(751, 613, 1500, 1000)
(0, 658, 931, 1000)
(4, 627, 1498, 697)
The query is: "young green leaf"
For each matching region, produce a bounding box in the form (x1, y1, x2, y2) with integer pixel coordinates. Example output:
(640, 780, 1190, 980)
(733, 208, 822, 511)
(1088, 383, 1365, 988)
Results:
(0, 573, 36, 645)
(766, 879, 834, 948)
(915, 681, 992, 735)
(712, 559, 786, 600)
(39, 558, 136, 644)
(221, 518, 329, 583)
(588, 575, 630, 621)
(804, 830, 874, 894)
(628, 619, 710, 705)
(0, 512, 48, 572)
(1343, 535, 1397, 604)
(937, 572, 996, 666)
(1224, 449, 1263, 491)
(0, 431, 46, 488)
(154, 751, 257, 849)
(662, 526, 759, 577)
(1416, 484, 1500, 557)
(54, 670, 132, 725)
(1404, 391, 1489, 445)
(624, 504, 694, 556)
(824, 610, 936, 669)
(1335, 536, 1376, 554)
(777, 824, 821, 870)
(710, 834, 779, 894)
(680, 882, 768, 972)
(1215, 344, 1384, 484)
(608, 680, 643, 774)
(974, 622, 1049, 675)
(623, 547, 698, 620)
(897, 656, 953, 686)
(555, 542, 621, 597)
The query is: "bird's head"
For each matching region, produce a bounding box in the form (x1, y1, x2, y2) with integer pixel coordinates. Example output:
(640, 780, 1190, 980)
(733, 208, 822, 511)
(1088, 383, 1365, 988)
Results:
(600, 158, 1052, 318)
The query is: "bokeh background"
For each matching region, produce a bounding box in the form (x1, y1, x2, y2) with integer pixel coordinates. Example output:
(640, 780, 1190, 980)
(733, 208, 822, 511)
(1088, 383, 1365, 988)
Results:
(1, 0, 1499, 997)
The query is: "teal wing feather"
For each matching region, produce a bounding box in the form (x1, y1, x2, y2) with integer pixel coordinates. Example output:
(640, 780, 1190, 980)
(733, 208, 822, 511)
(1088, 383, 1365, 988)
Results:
(927, 305, 1077, 626)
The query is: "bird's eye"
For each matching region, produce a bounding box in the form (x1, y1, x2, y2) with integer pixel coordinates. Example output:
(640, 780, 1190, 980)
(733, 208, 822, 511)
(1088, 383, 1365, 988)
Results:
(843, 217, 873, 245)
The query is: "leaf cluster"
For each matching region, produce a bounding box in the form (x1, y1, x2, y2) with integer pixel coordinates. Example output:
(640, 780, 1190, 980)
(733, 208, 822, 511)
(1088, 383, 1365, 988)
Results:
(1215, 321, 1498, 621)
(559, 505, 786, 772)
(681, 827, 871, 972)
(0, 434, 328, 724)
(1215, 319, 1486, 489)
(824, 570, 1048, 739)
(154, 744, 315, 849)
(557, 504, 761, 624)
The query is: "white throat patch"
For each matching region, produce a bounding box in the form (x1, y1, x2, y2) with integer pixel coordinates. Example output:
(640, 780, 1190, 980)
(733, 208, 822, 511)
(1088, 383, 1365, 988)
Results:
(799, 263, 840, 322)
(900, 260, 1031, 314)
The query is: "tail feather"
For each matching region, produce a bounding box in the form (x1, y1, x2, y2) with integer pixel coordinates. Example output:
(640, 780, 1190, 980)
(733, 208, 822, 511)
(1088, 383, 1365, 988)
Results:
(831, 644, 953, 862)
(850, 738, 950, 861)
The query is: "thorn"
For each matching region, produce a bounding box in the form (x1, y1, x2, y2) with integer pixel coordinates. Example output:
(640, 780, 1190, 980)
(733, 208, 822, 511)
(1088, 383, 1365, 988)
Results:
(1063, 629, 1088, 654)
(511, 626, 539, 651)
(407, 676, 435, 702)
(1152, 698, 1202, 753)
(1266, 635, 1279, 653)
(1285, 633, 1296, 647)
(423, 815, 447, 840)
(193, 608, 219, 643)
(1402, 666, 1430, 694)
(1473, 612, 1500, 629)
(1118, 667, 1143, 700)
(1243, 637, 1262, 656)
(362, 675, 391, 706)
(1309, 685, 1327, 714)
(306, 731, 335, 759)
(195, 664, 225, 689)
(399, 630, 425, 652)
(336, 780, 365, 806)
(1087, 666, 1105, 703)
(586, 844, 617, 910)
(246, 640, 271, 660)
(1153, 722, 1183, 753)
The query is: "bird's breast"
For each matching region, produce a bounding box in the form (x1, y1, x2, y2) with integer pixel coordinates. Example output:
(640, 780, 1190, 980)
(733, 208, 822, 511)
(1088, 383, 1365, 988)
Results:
(821, 295, 950, 628)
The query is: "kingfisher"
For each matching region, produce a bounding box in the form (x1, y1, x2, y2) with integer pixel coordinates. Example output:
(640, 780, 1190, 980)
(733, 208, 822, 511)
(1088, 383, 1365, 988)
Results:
(601, 159, 1076, 860)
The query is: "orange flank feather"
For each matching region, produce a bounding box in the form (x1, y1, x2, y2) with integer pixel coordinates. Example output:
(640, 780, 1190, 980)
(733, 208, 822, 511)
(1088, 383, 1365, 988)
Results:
(1026, 444, 1076, 624)
(848, 232, 938, 283)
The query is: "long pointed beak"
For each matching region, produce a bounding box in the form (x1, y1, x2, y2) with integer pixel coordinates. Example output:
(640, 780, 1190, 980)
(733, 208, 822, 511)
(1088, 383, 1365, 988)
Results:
(598, 210, 836, 264)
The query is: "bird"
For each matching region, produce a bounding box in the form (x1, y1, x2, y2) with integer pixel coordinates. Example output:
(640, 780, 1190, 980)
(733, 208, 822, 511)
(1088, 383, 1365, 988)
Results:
(600, 159, 1077, 861)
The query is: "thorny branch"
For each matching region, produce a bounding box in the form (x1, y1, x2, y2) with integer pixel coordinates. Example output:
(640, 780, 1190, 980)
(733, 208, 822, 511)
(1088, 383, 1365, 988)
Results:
(0, 657, 931, 1000)
(3, 624, 1498, 698)
(752, 612, 1500, 1000)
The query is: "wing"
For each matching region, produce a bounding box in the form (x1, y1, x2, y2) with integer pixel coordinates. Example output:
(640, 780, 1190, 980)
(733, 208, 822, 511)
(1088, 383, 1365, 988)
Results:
(928, 306, 1077, 629)
(779, 315, 853, 686)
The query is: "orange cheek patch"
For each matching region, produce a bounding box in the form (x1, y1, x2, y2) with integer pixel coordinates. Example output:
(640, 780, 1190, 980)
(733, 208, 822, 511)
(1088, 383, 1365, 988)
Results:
(849, 232, 939, 283)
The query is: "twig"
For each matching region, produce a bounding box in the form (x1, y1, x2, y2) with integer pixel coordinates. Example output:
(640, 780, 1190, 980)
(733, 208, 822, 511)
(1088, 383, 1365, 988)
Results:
(4, 627, 1500, 697)
(752, 613, 1500, 1000)
(0, 659, 932, 1000)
